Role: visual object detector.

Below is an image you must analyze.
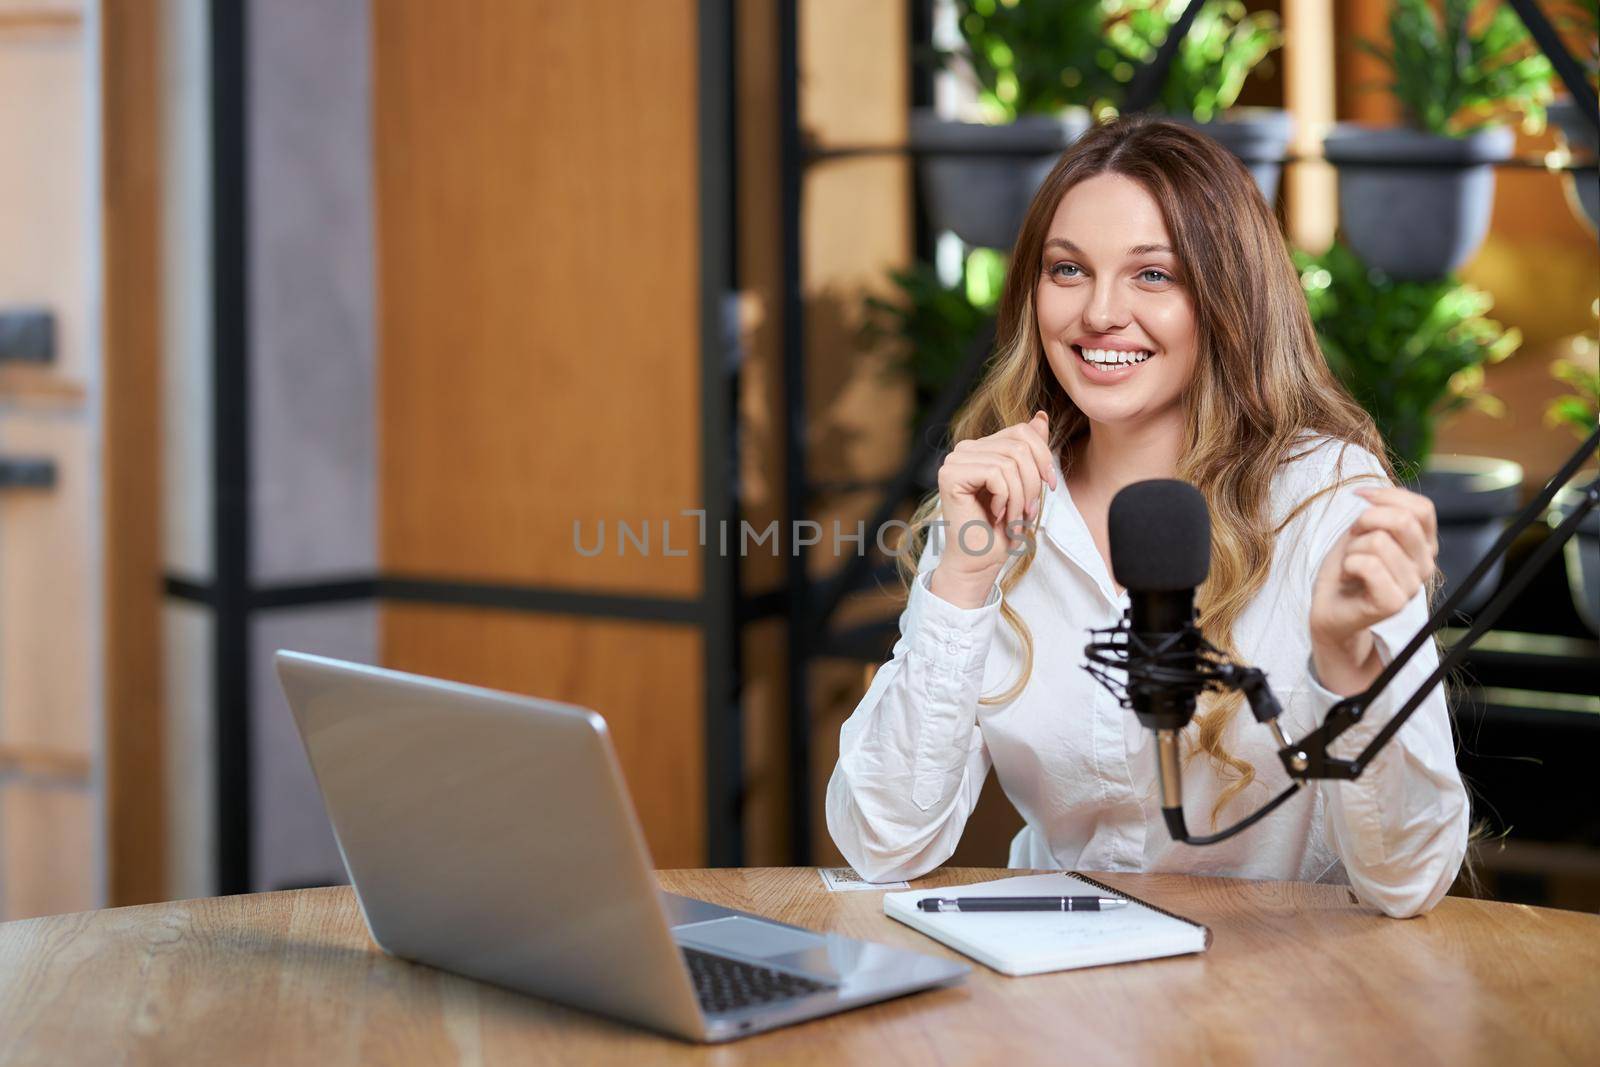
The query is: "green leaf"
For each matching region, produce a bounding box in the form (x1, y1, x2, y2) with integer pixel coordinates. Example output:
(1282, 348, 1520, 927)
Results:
(1358, 0, 1557, 135)
(1297, 238, 1518, 469)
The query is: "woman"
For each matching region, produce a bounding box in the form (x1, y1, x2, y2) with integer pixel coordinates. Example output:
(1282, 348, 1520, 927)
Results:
(825, 115, 1468, 918)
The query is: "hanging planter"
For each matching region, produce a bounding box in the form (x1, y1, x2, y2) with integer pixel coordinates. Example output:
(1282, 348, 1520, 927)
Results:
(914, 0, 1115, 250)
(1104, 0, 1289, 202)
(1549, 473, 1600, 635)
(1548, 99, 1600, 234)
(914, 0, 1289, 249)
(909, 109, 1091, 250)
(1548, 0, 1599, 232)
(1328, 0, 1554, 281)
(1414, 456, 1525, 614)
(1175, 106, 1294, 204)
(1323, 123, 1514, 281)
(1544, 347, 1600, 633)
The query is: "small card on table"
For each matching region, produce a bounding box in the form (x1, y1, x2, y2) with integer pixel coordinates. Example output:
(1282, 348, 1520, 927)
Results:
(818, 867, 910, 892)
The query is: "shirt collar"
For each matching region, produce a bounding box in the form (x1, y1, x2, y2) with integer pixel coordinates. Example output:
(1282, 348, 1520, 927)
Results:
(1038, 451, 1128, 609)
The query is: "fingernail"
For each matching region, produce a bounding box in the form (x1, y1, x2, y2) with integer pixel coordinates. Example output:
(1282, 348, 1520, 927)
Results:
(1026, 499, 1038, 521)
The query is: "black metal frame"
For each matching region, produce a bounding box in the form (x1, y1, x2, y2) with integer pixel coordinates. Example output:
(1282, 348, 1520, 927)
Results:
(699, 0, 745, 868)
(776, 0, 1600, 864)
(179, 0, 747, 894)
(778, 0, 811, 860)
(208, 0, 252, 895)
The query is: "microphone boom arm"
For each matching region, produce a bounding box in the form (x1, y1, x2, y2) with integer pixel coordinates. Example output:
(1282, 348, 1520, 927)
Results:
(1284, 425, 1599, 784)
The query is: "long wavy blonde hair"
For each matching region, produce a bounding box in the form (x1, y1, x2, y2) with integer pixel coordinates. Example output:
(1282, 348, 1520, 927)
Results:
(896, 115, 1399, 821)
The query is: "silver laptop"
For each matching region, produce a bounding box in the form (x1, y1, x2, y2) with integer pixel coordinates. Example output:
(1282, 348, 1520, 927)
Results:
(274, 650, 967, 1042)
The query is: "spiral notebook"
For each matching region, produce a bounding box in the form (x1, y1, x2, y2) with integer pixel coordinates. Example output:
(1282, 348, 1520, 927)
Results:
(883, 872, 1210, 976)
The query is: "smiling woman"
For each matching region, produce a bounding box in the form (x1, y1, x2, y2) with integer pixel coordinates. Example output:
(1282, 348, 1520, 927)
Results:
(1038, 179, 1198, 410)
(827, 115, 1469, 918)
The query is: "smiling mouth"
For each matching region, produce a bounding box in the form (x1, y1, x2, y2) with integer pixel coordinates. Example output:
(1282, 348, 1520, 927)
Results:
(1073, 345, 1153, 368)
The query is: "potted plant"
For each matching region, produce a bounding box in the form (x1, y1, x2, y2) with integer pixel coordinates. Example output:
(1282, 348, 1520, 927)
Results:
(1544, 338, 1600, 634)
(912, 0, 1114, 250)
(1324, 0, 1554, 280)
(1297, 239, 1524, 613)
(861, 247, 1004, 484)
(1547, 2, 1599, 232)
(1102, 0, 1292, 202)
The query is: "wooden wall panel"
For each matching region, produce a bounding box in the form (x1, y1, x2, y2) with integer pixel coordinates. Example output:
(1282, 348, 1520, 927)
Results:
(372, 3, 708, 865)
(372, 0, 702, 599)
(0, 0, 141, 916)
(100, 0, 166, 906)
(0, 419, 90, 753)
(381, 604, 705, 868)
(0, 784, 93, 918)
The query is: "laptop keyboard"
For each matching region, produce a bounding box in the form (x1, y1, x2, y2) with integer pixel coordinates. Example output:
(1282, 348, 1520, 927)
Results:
(681, 946, 832, 1014)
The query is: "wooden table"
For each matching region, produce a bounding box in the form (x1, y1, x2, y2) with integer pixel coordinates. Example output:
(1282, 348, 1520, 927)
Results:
(2, 868, 1597, 1065)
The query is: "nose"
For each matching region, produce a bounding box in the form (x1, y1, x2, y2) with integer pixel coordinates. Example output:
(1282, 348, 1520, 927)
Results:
(1083, 278, 1131, 333)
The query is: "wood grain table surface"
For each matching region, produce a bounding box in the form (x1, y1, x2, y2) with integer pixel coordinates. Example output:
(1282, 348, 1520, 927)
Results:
(1, 867, 1596, 1066)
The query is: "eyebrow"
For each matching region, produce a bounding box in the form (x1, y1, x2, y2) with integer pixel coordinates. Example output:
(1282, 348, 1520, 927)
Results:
(1043, 238, 1174, 257)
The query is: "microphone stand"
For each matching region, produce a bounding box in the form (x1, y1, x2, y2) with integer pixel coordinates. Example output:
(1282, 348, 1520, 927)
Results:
(1088, 425, 1600, 846)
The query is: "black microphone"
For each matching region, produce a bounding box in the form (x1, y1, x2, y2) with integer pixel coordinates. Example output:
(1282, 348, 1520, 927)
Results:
(1106, 480, 1212, 838)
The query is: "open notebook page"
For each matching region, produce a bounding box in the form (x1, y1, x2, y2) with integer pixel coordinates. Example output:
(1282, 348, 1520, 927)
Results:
(883, 872, 1210, 976)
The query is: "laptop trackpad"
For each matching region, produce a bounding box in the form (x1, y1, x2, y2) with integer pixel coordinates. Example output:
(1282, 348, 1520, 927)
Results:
(673, 916, 825, 958)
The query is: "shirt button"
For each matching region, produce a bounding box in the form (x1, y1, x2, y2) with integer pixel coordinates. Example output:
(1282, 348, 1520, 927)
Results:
(947, 641, 961, 655)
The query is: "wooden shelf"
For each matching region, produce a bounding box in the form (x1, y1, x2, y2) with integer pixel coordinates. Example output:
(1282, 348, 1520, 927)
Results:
(0, 742, 91, 786)
(0, 4, 83, 32)
(0, 365, 87, 409)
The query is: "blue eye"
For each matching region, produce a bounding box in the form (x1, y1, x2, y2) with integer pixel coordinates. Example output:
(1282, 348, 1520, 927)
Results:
(1140, 269, 1172, 284)
(1049, 263, 1082, 279)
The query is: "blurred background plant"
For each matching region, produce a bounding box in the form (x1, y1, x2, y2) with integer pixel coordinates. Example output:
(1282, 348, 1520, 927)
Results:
(934, 0, 1120, 122)
(1554, 0, 1599, 89)
(1296, 239, 1520, 474)
(1101, 0, 1282, 121)
(935, 0, 1285, 123)
(1545, 336, 1600, 440)
(1358, 0, 1555, 135)
(861, 248, 1005, 431)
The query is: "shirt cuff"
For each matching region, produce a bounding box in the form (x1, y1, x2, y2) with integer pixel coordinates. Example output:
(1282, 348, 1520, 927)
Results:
(904, 569, 1002, 675)
(1304, 608, 1419, 755)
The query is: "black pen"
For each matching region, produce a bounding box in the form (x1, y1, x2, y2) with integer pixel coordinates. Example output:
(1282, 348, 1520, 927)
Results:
(916, 896, 1129, 913)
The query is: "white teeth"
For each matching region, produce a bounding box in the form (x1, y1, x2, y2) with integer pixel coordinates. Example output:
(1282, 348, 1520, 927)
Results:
(1078, 347, 1152, 366)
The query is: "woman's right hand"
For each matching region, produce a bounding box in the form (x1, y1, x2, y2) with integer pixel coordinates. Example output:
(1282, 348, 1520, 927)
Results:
(929, 410, 1057, 607)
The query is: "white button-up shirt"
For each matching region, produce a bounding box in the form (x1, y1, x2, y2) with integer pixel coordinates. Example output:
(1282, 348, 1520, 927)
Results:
(826, 436, 1469, 917)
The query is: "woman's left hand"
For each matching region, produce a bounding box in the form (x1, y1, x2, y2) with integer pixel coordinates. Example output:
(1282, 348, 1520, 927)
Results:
(1308, 485, 1439, 689)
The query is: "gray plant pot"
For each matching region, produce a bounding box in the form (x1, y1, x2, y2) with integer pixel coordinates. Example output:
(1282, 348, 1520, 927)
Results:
(1549, 470, 1600, 636)
(1414, 455, 1524, 615)
(1174, 107, 1294, 205)
(1548, 99, 1599, 235)
(910, 108, 1092, 250)
(1323, 123, 1514, 281)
